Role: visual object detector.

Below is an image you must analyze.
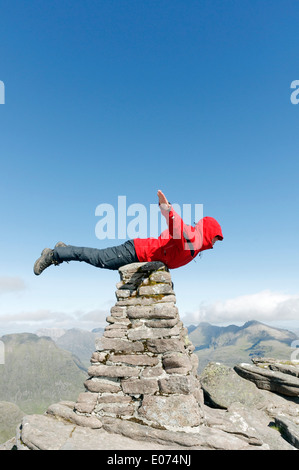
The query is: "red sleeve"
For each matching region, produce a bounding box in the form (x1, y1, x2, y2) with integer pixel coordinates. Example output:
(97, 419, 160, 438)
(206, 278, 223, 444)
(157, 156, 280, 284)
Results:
(160, 205, 193, 241)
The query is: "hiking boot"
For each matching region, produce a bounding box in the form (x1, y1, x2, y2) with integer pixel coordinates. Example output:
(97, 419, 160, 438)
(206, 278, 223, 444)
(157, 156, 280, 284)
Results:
(33, 248, 60, 276)
(34, 242, 69, 275)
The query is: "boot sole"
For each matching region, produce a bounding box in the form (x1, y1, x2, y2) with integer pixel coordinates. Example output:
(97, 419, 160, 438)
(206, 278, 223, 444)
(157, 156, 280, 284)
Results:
(33, 248, 52, 276)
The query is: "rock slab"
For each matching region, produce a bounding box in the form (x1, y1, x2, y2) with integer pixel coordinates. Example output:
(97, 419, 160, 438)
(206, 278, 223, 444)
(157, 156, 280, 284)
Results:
(234, 361, 299, 397)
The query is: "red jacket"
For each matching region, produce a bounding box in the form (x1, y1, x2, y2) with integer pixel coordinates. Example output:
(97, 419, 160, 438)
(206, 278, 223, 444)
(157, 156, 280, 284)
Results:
(133, 206, 223, 269)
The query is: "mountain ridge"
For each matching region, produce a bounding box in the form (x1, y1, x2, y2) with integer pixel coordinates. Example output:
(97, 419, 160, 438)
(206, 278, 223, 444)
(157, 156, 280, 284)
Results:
(0, 332, 86, 416)
(188, 320, 297, 371)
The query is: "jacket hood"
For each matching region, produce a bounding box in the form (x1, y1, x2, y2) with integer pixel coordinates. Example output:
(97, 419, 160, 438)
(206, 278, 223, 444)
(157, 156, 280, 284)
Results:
(195, 216, 223, 251)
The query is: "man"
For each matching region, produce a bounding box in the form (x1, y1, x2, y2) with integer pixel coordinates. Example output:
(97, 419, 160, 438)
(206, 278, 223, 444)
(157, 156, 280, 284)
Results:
(33, 190, 223, 275)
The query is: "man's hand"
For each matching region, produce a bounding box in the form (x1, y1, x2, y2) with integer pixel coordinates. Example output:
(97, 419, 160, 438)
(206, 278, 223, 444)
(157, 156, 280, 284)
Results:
(157, 190, 171, 211)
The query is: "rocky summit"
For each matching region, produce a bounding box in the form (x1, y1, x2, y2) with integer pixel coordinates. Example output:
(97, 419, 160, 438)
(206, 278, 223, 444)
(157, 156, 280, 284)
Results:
(1, 262, 299, 451)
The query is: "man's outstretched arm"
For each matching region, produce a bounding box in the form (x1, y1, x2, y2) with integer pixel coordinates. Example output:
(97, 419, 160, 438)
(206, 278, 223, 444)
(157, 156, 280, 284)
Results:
(157, 190, 192, 241)
(157, 189, 171, 211)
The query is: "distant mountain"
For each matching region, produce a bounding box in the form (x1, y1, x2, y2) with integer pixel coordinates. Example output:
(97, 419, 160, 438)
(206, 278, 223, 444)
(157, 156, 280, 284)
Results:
(36, 327, 104, 368)
(36, 328, 66, 341)
(56, 328, 103, 368)
(0, 333, 87, 416)
(188, 320, 298, 372)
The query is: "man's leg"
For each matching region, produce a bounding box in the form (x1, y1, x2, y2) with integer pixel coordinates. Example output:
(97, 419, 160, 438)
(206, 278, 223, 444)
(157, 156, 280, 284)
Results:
(51, 240, 138, 271)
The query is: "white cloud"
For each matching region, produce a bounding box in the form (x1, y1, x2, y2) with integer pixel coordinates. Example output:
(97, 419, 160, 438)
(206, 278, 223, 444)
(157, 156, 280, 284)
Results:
(182, 290, 299, 325)
(2, 290, 299, 334)
(0, 308, 108, 335)
(0, 277, 26, 295)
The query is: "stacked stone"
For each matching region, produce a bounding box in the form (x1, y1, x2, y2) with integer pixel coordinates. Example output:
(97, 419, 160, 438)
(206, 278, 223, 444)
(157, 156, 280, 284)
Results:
(74, 261, 204, 431)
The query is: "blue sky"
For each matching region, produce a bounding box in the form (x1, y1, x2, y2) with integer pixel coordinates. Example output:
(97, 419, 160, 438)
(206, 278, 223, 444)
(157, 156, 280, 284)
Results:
(1, 0, 299, 335)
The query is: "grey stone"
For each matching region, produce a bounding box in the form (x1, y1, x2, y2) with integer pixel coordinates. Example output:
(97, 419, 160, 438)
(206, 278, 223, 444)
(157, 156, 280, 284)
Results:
(146, 338, 185, 353)
(106, 316, 130, 325)
(274, 415, 299, 449)
(60, 424, 183, 450)
(46, 402, 102, 429)
(190, 353, 199, 373)
(90, 351, 108, 363)
(115, 289, 132, 298)
(200, 362, 267, 409)
(116, 295, 177, 307)
(252, 358, 299, 378)
(235, 363, 299, 397)
(103, 328, 128, 338)
(165, 367, 191, 375)
(17, 413, 184, 450)
(101, 416, 253, 450)
(138, 395, 202, 428)
(126, 304, 178, 319)
(149, 271, 172, 283)
(127, 324, 182, 341)
(158, 375, 197, 395)
(259, 388, 299, 421)
(138, 284, 174, 296)
(105, 322, 129, 329)
(95, 337, 144, 353)
(204, 403, 294, 450)
(162, 352, 192, 373)
(269, 363, 299, 378)
(121, 377, 159, 394)
(19, 414, 78, 450)
(95, 402, 135, 417)
(119, 261, 166, 276)
(88, 365, 140, 378)
(126, 306, 153, 318)
(145, 317, 179, 328)
(141, 366, 164, 378)
(97, 394, 132, 404)
(185, 340, 195, 353)
(75, 392, 98, 413)
(129, 319, 143, 328)
(84, 377, 121, 393)
(109, 306, 127, 317)
(0, 437, 16, 450)
(153, 303, 178, 317)
(108, 354, 159, 366)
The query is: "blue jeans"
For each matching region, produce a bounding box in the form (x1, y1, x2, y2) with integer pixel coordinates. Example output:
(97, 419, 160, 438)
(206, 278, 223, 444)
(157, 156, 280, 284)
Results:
(53, 240, 139, 270)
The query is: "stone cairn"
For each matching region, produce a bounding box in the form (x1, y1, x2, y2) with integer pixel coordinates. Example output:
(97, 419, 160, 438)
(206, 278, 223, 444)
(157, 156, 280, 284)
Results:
(74, 261, 204, 432)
